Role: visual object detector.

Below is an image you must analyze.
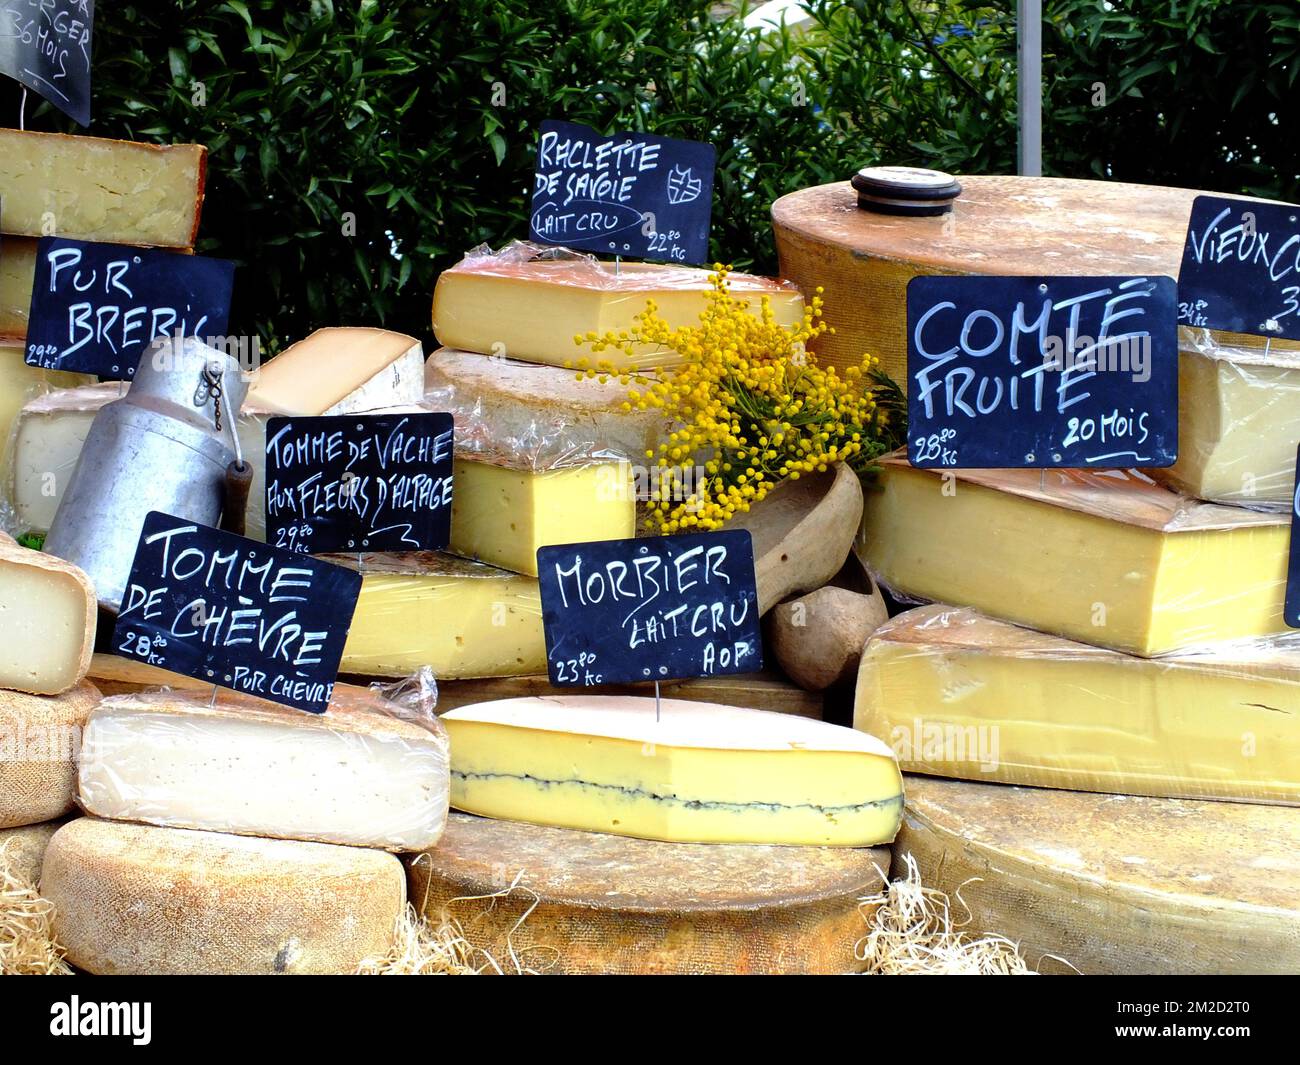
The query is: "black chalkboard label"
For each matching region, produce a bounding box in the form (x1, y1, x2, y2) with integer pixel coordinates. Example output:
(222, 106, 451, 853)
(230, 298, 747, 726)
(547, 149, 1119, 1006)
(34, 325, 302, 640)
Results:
(1178, 194, 1300, 342)
(265, 413, 454, 555)
(113, 512, 362, 714)
(24, 237, 235, 379)
(530, 119, 715, 265)
(536, 530, 761, 687)
(0, 1, 94, 126)
(906, 275, 1178, 469)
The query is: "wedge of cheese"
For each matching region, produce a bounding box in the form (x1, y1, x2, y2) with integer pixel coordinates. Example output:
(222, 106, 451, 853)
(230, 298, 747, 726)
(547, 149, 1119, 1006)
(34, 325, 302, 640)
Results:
(0, 819, 64, 885)
(425, 347, 663, 463)
(42, 818, 405, 975)
(896, 775, 1300, 974)
(78, 685, 449, 852)
(861, 457, 1288, 656)
(0, 236, 38, 339)
(450, 455, 635, 577)
(409, 812, 889, 974)
(329, 552, 547, 678)
(431, 251, 805, 371)
(856, 604, 1300, 802)
(0, 538, 95, 695)
(442, 695, 903, 846)
(0, 682, 100, 828)
(0, 130, 206, 247)
(87, 652, 204, 697)
(247, 327, 424, 415)
(0, 343, 94, 455)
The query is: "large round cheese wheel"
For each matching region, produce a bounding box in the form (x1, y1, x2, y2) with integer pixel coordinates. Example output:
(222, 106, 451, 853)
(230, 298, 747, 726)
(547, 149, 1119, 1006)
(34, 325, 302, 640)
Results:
(409, 813, 888, 974)
(895, 775, 1300, 975)
(42, 818, 405, 975)
(0, 681, 100, 829)
(0, 819, 63, 885)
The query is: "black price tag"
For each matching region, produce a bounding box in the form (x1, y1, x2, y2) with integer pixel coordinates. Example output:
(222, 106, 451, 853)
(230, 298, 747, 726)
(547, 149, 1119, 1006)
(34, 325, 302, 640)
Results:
(264, 412, 454, 555)
(906, 275, 1178, 469)
(24, 237, 235, 379)
(0, 0, 93, 126)
(1178, 194, 1300, 341)
(530, 119, 715, 265)
(113, 512, 362, 714)
(537, 530, 761, 687)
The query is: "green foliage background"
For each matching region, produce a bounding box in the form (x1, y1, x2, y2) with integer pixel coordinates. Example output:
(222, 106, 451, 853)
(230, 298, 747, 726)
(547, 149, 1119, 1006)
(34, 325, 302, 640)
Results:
(6, 0, 1296, 351)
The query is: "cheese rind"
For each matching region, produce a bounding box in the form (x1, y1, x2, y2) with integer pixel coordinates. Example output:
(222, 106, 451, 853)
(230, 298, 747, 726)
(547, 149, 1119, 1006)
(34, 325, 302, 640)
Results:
(0, 131, 206, 247)
(0, 344, 94, 463)
(77, 685, 449, 851)
(0, 539, 96, 695)
(330, 552, 547, 679)
(0, 683, 100, 828)
(896, 775, 1300, 975)
(442, 695, 903, 846)
(409, 812, 888, 974)
(0, 820, 63, 885)
(247, 327, 424, 415)
(42, 818, 405, 975)
(861, 457, 1288, 656)
(0, 237, 38, 339)
(431, 248, 805, 371)
(856, 604, 1300, 802)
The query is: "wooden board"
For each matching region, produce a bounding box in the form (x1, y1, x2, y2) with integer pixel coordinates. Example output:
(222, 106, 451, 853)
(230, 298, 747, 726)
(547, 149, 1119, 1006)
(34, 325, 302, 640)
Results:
(408, 812, 887, 974)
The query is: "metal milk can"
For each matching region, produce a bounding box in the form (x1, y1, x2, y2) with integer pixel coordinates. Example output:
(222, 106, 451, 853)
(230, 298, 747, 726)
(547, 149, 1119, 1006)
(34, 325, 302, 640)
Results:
(44, 336, 250, 611)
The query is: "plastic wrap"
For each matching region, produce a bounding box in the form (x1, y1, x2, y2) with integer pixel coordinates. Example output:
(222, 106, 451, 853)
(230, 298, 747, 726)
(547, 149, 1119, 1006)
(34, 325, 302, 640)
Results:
(860, 454, 1289, 657)
(325, 551, 547, 679)
(896, 774, 1300, 975)
(76, 672, 449, 852)
(430, 240, 805, 372)
(856, 603, 1300, 803)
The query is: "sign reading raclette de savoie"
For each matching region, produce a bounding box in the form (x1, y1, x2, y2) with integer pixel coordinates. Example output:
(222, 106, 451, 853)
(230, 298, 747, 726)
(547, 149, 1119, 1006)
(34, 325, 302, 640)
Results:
(906, 275, 1178, 469)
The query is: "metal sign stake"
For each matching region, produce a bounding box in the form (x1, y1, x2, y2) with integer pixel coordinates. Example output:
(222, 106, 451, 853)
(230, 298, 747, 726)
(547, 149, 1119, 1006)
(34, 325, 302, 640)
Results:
(654, 679, 661, 723)
(18, 87, 26, 131)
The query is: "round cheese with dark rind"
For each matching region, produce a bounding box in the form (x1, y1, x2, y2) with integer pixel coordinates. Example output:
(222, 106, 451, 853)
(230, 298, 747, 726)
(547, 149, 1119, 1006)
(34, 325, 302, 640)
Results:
(895, 775, 1300, 975)
(408, 812, 889, 975)
(42, 818, 405, 975)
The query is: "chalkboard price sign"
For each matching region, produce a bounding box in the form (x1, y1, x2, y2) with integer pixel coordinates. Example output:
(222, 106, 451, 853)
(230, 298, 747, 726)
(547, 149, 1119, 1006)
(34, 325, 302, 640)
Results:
(536, 530, 761, 687)
(113, 512, 362, 714)
(0, 0, 94, 126)
(264, 413, 455, 555)
(530, 119, 715, 265)
(1178, 194, 1300, 342)
(906, 274, 1178, 469)
(25, 237, 236, 380)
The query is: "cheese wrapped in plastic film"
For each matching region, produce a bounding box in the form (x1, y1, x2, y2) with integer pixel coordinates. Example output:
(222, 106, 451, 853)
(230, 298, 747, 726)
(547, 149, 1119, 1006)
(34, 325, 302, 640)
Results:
(860, 454, 1288, 656)
(856, 604, 1300, 804)
(76, 671, 449, 852)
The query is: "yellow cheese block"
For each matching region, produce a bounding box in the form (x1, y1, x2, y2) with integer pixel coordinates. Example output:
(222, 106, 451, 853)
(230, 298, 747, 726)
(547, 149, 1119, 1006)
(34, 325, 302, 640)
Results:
(0, 343, 94, 456)
(442, 695, 903, 846)
(0, 682, 100, 829)
(0, 538, 96, 695)
(408, 812, 888, 974)
(861, 457, 1288, 655)
(431, 250, 805, 371)
(328, 552, 546, 679)
(0, 236, 37, 339)
(896, 775, 1300, 974)
(0, 130, 206, 247)
(449, 455, 635, 577)
(856, 604, 1300, 802)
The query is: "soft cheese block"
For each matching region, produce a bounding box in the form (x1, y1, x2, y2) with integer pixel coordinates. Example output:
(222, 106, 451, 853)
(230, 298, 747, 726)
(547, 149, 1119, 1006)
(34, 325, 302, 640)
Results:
(442, 695, 903, 846)
(0, 819, 64, 885)
(0, 537, 96, 695)
(0, 682, 99, 828)
(896, 775, 1300, 975)
(856, 604, 1300, 802)
(329, 552, 547, 678)
(0, 236, 37, 339)
(861, 457, 1288, 656)
(450, 455, 635, 577)
(425, 346, 663, 463)
(431, 249, 805, 371)
(247, 327, 424, 415)
(0, 130, 206, 248)
(409, 812, 889, 974)
(42, 818, 405, 975)
(78, 685, 450, 851)
(0, 344, 94, 455)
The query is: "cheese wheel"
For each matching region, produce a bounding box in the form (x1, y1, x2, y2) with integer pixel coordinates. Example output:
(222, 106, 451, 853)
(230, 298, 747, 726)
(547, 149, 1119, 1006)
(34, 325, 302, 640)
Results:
(0, 819, 63, 885)
(895, 775, 1300, 975)
(42, 818, 405, 975)
(0, 681, 100, 829)
(409, 812, 888, 974)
